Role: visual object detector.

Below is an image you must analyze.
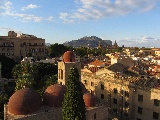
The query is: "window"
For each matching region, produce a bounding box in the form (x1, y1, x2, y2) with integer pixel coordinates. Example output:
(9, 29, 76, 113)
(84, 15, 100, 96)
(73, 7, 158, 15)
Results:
(101, 94, 104, 99)
(113, 98, 117, 104)
(101, 84, 104, 90)
(94, 113, 96, 119)
(120, 90, 123, 95)
(137, 107, 143, 114)
(58, 69, 60, 79)
(124, 113, 128, 117)
(137, 118, 141, 120)
(91, 82, 94, 86)
(114, 88, 117, 94)
(124, 102, 129, 108)
(153, 112, 159, 119)
(154, 99, 160, 106)
(61, 70, 63, 79)
(138, 94, 143, 102)
(113, 108, 117, 113)
(125, 91, 129, 97)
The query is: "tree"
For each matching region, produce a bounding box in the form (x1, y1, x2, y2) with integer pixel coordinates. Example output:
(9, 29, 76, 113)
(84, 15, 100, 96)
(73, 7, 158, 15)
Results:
(48, 43, 70, 57)
(15, 73, 35, 91)
(0, 93, 8, 119)
(62, 67, 86, 120)
(0, 55, 17, 78)
(12, 63, 35, 91)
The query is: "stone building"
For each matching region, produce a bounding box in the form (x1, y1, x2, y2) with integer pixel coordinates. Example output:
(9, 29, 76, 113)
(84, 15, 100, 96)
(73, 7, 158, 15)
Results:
(81, 67, 160, 120)
(4, 51, 108, 120)
(0, 31, 45, 62)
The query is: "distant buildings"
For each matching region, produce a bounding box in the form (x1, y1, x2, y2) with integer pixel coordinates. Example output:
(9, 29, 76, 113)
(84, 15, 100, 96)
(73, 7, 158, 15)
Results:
(0, 31, 45, 62)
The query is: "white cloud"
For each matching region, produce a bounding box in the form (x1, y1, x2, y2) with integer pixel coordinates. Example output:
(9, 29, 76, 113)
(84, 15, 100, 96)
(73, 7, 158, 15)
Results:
(21, 4, 40, 11)
(60, 0, 158, 22)
(0, 1, 52, 22)
(59, 13, 74, 23)
(118, 36, 159, 47)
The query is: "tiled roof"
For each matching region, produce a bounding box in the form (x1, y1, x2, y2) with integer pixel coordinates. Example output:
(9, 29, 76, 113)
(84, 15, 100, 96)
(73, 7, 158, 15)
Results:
(89, 60, 105, 67)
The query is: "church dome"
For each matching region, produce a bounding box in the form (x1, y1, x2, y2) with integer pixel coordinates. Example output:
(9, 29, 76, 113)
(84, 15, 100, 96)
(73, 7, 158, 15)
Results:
(43, 84, 66, 107)
(83, 92, 96, 107)
(63, 51, 75, 62)
(8, 88, 42, 115)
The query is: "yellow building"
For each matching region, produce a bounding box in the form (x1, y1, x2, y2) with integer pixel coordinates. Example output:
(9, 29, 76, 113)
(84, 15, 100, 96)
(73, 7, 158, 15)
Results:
(81, 68, 160, 120)
(0, 31, 45, 62)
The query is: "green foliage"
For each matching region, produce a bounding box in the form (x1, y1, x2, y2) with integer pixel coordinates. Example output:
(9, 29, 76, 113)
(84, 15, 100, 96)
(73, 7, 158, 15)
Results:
(15, 73, 35, 91)
(0, 93, 8, 119)
(62, 67, 86, 120)
(12, 63, 35, 91)
(12, 63, 34, 79)
(48, 43, 71, 57)
(0, 55, 17, 78)
(44, 74, 58, 88)
(32, 63, 58, 89)
(12, 62, 58, 92)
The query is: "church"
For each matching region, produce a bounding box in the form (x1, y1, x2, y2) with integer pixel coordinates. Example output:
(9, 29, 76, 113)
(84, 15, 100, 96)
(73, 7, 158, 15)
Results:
(4, 51, 108, 120)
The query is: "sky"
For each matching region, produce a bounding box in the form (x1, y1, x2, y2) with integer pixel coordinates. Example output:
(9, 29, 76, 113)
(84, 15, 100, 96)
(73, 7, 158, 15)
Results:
(0, 0, 160, 47)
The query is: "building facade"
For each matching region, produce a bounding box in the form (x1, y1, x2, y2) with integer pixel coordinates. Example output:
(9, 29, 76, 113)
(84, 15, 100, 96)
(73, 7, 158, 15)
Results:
(81, 68, 160, 120)
(0, 31, 45, 62)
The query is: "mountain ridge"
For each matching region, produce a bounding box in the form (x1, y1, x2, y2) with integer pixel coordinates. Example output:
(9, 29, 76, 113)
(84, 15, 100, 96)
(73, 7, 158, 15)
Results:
(63, 36, 112, 48)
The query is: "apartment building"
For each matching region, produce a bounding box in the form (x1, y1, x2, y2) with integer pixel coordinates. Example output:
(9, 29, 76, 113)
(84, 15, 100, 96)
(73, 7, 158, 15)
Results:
(0, 31, 45, 62)
(81, 68, 160, 120)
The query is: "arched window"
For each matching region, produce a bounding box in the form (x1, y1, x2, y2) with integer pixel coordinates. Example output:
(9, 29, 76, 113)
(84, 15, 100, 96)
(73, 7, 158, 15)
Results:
(61, 69, 63, 79)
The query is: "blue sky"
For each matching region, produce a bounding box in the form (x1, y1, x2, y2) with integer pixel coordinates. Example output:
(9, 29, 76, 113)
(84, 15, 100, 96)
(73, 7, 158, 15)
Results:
(0, 0, 160, 47)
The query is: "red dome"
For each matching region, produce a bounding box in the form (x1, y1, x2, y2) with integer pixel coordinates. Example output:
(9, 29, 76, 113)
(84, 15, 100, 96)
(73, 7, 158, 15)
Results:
(83, 93, 96, 107)
(43, 84, 66, 107)
(8, 88, 42, 115)
(63, 51, 75, 62)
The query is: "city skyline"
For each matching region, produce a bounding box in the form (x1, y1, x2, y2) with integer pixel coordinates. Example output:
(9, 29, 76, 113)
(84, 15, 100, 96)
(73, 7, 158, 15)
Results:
(0, 0, 160, 47)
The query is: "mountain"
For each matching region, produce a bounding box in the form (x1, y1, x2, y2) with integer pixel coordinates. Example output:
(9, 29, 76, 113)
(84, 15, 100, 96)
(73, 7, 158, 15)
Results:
(63, 36, 112, 48)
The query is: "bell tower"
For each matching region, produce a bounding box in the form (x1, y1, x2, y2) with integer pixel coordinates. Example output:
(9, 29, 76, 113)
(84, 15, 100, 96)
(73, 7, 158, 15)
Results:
(58, 51, 81, 85)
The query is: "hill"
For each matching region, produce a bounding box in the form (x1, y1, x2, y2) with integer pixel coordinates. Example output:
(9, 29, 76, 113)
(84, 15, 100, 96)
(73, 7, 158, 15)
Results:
(63, 36, 112, 48)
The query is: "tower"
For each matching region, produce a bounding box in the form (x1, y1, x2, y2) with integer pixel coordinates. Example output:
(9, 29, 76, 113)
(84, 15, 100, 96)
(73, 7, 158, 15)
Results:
(58, 51, 81, 85)
(98, 41, 102, 49)
(113, 40, 118, 48)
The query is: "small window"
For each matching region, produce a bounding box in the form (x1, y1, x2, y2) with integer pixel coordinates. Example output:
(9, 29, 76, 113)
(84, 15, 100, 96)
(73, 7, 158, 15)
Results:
(125, 102, 129, 108)
(124, 113, 128, 117)
(153, 112, 159, 119)
(101, 94, 104, 99)
(138, 94, 143, 102)
(137, 107, 143, 114)
(113, 98, 117, 104)
(154, 99, 160, 106)
(91, 82, 94, 86)
(137, 118, 141, 120)
(113, 108, 117, 113)
(114, 88, 117, 94)
(94, 113, 96, 119)
(60, 69, 63, 79)
(101, 84, 104, 90)
(70, 59, 72, 62)
(125, 91, 129, 97)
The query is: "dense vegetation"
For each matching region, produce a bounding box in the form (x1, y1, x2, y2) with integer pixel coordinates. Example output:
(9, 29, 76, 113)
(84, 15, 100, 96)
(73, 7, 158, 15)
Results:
(12, 62, 58, 94)
(0, 55, 17, 78)
(62, 67, 86, 120)
(47, 43, 123, 57)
